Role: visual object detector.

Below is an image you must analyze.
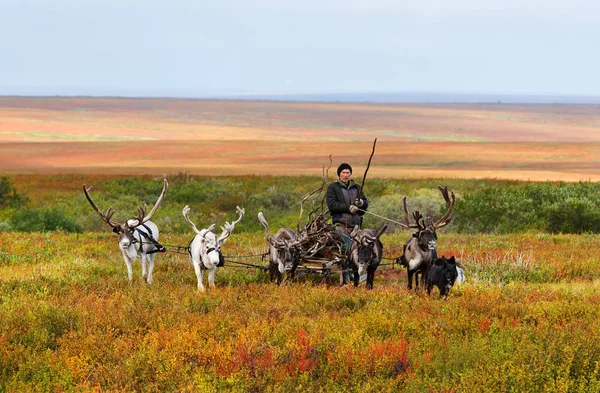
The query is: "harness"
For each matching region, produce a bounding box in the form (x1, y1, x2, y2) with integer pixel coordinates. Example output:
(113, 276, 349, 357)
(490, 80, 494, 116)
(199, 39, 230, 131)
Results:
(187, 238, 225, 269)
(205, 246, 225, 267)
(134, 223, 166, 254)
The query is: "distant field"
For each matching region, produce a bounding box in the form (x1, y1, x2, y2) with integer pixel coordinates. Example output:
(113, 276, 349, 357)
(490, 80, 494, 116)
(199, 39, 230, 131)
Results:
(1, 97, 600, 181)
(4, 97, 600, 392)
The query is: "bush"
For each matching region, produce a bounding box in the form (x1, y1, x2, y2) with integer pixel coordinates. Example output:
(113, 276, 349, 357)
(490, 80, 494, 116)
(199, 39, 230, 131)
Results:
(0, 177, 29, 208)
(452, 182, 600, 234)
(4, 175, 600, 235)
(366, 189, 448, 232)
(10, 207, 83, 233)
(0, 220, 10, 232)
(544, 197, 600, 234)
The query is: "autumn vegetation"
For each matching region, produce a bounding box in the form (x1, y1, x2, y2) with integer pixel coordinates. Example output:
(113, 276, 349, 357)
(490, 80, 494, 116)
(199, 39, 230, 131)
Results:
(2, 98, 600, 392)
(2, 174, 600, 392)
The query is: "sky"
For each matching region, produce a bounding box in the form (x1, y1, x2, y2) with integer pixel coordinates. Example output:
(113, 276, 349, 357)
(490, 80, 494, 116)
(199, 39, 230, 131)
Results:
(1, 0, 599, 99)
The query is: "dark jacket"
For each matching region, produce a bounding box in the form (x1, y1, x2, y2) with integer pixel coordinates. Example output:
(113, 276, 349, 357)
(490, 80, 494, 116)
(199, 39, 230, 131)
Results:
(326, 179, 369, 228)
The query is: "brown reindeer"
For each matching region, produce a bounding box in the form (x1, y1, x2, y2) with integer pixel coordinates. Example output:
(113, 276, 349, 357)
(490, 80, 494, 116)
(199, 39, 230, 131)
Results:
(347, 224, 388, 289)
(83, 179, 168, 283)
(395, 185, 455, 290)
(258, 212, 304, 285)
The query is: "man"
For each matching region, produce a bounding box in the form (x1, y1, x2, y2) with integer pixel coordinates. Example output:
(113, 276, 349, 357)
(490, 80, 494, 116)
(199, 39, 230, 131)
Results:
(326, 162, 369, 249)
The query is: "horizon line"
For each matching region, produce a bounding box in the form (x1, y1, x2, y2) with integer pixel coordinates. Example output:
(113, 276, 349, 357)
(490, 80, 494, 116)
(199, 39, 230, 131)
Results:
(2, 91, 600, 104)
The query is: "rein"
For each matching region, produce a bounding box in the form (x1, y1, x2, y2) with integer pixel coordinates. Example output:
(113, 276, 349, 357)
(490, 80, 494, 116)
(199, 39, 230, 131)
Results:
(357, 207, 408, 227)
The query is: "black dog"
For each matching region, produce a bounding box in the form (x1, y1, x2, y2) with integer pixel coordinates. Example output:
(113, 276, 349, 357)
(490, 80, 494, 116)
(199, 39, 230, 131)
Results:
(426, 256, 459, 298)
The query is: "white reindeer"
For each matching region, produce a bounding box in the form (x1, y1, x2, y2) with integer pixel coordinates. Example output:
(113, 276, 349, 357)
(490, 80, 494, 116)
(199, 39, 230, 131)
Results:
(83, 179, 168, 284)
(182, 205, 245, 291)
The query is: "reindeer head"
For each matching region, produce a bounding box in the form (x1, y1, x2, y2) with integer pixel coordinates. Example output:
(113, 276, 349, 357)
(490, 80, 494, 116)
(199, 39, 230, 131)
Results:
(399, 185, 455, 255)
(83, 179, 168, 248)
(273, 237, 303, 273)
(183, 205, 245, 268)
(198, 226, 223, 267)
(349, 224, 387, 276)
(258, 212, 302, 274)
(412, 217, 438, 253)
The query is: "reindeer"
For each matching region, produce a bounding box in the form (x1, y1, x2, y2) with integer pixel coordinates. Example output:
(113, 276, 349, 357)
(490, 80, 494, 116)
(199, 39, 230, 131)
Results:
(83, 179, 168, 284)
(347, 224, 388, 289)
(395, 185, 455, 290)
(258, 212, 304, 285)
(182, 205, 244, 292)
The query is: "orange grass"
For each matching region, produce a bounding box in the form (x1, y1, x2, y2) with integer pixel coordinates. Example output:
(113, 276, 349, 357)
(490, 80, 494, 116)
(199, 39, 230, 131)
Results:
(2, 97, 600, 181)
(2, 97, 600, 143)
(3, 232, 600, 391)
(2, 140, 600, 182)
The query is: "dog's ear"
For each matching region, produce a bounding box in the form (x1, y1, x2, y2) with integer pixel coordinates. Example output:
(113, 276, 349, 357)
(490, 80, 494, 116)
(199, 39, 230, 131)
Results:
(448, 256, 456, 265)
(434, 257, 445, 266)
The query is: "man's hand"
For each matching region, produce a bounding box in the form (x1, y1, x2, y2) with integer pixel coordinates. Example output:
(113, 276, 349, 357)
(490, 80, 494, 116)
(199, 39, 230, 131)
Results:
(349, 205, 360, 214)
(355, 199, 364, 207)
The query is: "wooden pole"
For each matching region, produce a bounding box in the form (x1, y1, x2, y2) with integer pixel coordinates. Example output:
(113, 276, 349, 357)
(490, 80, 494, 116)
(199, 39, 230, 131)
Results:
(358, 138, 377, 199)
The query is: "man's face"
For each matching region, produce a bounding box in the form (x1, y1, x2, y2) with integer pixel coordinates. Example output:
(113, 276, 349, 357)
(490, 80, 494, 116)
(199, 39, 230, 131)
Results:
(339, 169, 352, 183)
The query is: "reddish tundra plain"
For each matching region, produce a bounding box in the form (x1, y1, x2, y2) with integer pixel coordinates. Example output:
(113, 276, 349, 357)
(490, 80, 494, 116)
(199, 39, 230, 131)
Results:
(1, 96, 600, 180)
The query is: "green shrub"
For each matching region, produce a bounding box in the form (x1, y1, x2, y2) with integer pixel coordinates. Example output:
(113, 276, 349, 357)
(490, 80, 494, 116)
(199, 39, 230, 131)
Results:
(10, 207, 83, 233)
(0, 177, 29, 208)
(452, 181, 600, 234)
(0, 220, 10, 232)
(4, 175, 600, 235)
(366, 189, 448, 231)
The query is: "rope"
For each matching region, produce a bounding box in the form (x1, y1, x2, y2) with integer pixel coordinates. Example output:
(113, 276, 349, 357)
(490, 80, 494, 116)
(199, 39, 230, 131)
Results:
(136, 240, 189, 254)
(224, 252, 269, 259)
(134, 240, 400, 271)
(223, 259, 269, 270)
(358, 207, 408, 227)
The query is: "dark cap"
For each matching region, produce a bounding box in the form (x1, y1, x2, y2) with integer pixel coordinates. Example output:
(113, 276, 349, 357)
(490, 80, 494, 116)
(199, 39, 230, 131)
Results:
(337, 163, 352, 176)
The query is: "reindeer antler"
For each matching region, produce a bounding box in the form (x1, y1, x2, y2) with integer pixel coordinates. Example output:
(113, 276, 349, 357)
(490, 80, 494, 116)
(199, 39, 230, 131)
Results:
(375, 224, 388, 238)
(129, 179, 168, 227)
(131, 205, 147, 226)
(433, 185, 455, 230)
(258, 212, 272, 244)
(182, 205, 203, 235)
(218, 206, 245, 243)
(412, 211, 426, 231)
(83, 185, 120, 230)
(400, 197, 421, 230)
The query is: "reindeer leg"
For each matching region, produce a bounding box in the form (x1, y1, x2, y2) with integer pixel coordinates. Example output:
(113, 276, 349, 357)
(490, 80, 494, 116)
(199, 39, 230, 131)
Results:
(193, 260, 205, 292)
(277, 261, 285, 285)
(146, 253, 155, 284)
(419, 268, 429, 289)
(289, 264, 298, 281)
(366, 265, 376, 289)
(208, 268, 216, 289)
(366, 272, 373, 289)
(407, 270, 413, 290)
(353, 268, 360, 287)
(140, 253, 148, 282)
(122, 252, 133, 283)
